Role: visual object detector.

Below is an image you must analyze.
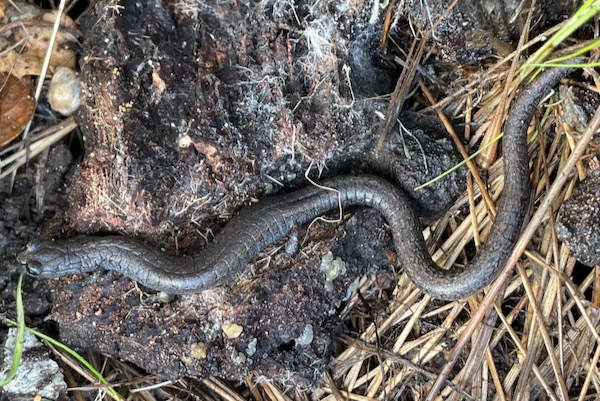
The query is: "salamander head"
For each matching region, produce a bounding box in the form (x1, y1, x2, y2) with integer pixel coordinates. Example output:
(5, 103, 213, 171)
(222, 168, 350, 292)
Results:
(17, 241, 71, 278)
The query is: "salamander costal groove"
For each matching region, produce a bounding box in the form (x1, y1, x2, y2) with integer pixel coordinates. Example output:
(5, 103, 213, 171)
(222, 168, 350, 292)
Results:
(17, 64, 578, 300)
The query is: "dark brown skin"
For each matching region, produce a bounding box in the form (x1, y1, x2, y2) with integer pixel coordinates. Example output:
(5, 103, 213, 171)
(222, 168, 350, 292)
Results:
(17, 64, 578, 300)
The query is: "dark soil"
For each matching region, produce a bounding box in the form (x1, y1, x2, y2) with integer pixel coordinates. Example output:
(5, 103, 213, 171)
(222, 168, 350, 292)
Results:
(0, 144, 72, 320)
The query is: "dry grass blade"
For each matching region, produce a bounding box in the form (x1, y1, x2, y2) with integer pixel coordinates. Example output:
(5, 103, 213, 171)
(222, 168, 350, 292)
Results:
(374, 0, 458, 154)
(204, 377, 248, 401)
(43, 342, 122, 401)
(0, 116, 76, 179)
(417, 78, 497, 220)
(427, 100, 600, 401)
(476, 0, 537, 170)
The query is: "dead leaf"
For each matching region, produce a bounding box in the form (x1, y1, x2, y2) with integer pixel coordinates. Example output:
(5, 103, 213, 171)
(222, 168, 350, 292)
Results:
(0, 41, 49, 78)
(16, 26, 77, 66)
(0, 73, 35, 147)
(39, 9, 79, 30)
(0, 2, 79, 78)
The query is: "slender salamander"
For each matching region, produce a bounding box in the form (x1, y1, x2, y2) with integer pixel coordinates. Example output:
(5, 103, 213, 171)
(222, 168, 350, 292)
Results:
(17, 64, 578, 300)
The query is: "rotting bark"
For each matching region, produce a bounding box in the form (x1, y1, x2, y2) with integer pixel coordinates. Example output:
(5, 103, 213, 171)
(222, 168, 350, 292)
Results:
(71, 0, 465, 241)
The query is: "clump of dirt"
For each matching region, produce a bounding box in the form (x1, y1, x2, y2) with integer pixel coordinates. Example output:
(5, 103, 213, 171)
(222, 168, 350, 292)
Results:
(557, 170, 600, 267)
(400, 0, 581, 64)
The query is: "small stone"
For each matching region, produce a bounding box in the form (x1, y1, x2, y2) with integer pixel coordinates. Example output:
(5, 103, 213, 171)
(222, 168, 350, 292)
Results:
(48, 67, 81, 116)
(295, 324, 313, 346)
(246, 338, 257, 356)
(222, 322, 243, 339)
(0, 329, 66, 400)
(190, 342, 206, 359)
(320, 252, 346, 281)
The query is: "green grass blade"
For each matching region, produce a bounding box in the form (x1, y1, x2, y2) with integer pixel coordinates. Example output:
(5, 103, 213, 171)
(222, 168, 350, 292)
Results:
(0, 274, 25, 387)
(4, 319, 122, 399)
(414, 133, 503, 191)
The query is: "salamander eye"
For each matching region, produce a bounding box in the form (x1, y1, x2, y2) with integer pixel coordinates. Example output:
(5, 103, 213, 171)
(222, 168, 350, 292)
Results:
(25, 260, 44, 275)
